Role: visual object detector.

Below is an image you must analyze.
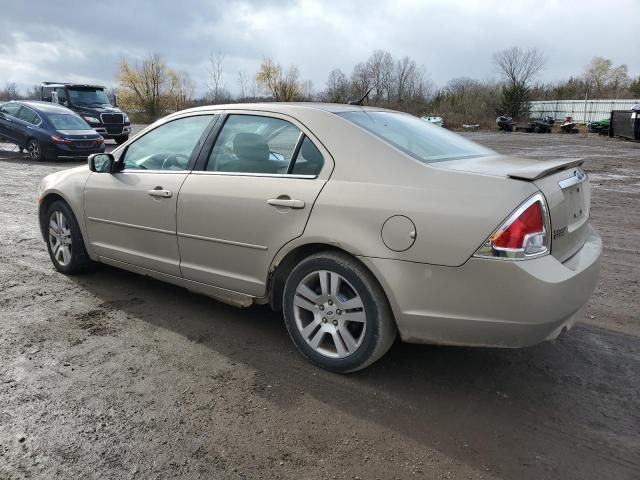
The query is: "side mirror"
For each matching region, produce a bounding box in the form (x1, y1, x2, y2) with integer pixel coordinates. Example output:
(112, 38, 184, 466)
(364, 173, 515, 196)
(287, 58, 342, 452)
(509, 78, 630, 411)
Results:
(89, 153, 115, 173)
(113, 93, 119, 108)
(51, 91, 59, 104)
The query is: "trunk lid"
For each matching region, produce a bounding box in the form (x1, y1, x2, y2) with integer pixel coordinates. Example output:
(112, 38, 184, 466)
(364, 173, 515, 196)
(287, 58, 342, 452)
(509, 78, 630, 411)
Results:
(435, 155, 591, 262)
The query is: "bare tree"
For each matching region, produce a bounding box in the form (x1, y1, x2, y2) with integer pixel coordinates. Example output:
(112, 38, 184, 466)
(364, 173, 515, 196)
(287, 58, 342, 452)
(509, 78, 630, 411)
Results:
(255, 58, 301, 101)
(169, 70, 195, 111)
(584, 56, 612, 95)
(350, 62, 370, 100)
(609, 64, 630, 98)
(118, 53, 171, 121)
(494, 47, 546, 89)
(24, 84, 41, 100)
(208, 51, 226, 103)
(493, 46, 545, 119)
(237, 70, 248, 100)
(366, 50, 394, 102)
(324, 69, 349, 103)
(0, 82, 20, 101)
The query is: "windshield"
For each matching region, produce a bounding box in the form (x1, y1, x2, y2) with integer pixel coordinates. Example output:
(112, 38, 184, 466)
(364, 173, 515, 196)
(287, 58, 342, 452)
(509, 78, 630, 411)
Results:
(67, 88, 111, 107)
(338, 111, 494, 163)
(47, 113, 92, 130)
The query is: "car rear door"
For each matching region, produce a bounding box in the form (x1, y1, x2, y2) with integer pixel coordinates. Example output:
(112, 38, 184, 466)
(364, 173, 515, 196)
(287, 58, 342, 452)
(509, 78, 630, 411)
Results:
(177, 112, 332, 296)
(83, 114, 217, 276)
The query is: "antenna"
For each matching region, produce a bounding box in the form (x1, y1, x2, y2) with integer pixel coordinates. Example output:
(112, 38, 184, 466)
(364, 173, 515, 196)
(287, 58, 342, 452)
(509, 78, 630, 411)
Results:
(348, 87, 373, 106)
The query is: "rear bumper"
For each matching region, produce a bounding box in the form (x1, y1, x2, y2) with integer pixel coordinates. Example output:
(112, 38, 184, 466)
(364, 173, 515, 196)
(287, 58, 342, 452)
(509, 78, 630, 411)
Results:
(360, 224, 602, 348)
(44, 144, 105, 160)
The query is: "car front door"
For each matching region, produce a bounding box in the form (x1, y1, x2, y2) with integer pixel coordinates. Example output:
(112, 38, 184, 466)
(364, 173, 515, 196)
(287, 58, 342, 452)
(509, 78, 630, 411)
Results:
(83, 114, 217, 276)
(0, 103, 23, 143)
(177, 112, 332, 296)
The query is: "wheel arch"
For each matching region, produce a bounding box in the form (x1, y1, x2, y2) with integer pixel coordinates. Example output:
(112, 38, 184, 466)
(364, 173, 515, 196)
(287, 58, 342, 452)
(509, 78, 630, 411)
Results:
(267, 242, 400, 326)
(38, 191, 90, 256)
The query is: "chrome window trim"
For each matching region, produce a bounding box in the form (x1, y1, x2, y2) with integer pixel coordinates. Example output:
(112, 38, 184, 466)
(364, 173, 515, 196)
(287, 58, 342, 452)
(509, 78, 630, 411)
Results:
(189, 170, 317, 179)
(118, 169, 190, 174)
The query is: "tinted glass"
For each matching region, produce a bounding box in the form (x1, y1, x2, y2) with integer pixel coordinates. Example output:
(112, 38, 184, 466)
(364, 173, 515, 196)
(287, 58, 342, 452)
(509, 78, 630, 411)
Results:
(123, 115, 213, 171)
(207, 115, 301, 174)
(1, 103, 21, 117)
(17, 107, 40, 125)
(48, 114, 91, 130)
(67, 88, 110, 106)
(291, 136, 324, 175)
(338, 111, 494, 163)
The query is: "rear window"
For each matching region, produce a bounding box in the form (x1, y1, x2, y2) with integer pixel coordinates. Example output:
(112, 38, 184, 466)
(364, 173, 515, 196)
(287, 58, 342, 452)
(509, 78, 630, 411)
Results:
(338, 111, 494, 163)
(48, 114, 91, 130)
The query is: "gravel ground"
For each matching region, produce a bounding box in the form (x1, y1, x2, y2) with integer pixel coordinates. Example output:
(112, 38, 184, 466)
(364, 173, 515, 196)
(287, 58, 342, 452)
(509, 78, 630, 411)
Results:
(0, 131, 638, 480)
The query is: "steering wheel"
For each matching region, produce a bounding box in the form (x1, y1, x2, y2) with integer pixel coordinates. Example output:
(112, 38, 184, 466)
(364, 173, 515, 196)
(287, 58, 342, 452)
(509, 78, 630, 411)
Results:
(161, 153, 190, 170)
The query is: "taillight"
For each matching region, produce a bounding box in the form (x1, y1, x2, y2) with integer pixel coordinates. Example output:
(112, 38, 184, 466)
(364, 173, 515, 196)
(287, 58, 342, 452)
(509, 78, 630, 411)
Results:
(474, 193, 550, 260)
(95, 136, 104, 145)
(50, 135, 71, 144)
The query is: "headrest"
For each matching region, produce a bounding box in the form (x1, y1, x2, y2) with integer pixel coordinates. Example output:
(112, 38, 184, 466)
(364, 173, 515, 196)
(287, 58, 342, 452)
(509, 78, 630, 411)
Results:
(233, 133, 269, 163)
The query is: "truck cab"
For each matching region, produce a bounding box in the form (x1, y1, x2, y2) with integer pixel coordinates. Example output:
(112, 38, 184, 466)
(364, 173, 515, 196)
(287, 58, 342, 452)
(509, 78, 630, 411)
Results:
(41, 82, 131, 144)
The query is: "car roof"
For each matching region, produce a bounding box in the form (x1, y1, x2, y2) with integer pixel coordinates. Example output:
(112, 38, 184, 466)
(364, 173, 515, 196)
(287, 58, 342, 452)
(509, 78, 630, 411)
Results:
(5, 100, 75, 114)
(180, 102, 397, 116)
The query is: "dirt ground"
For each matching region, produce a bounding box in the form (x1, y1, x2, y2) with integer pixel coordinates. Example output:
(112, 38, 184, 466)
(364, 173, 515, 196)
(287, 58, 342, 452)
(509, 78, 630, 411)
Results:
(0, 131, 638, 480)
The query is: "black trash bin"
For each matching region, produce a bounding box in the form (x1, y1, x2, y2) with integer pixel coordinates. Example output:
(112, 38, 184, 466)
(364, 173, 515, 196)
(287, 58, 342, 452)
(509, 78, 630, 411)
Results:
(610, 107, 640, 141)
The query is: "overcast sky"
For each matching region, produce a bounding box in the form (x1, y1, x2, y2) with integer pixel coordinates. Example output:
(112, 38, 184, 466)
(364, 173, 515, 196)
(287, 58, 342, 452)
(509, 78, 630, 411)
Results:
(1, 0, 638, 97)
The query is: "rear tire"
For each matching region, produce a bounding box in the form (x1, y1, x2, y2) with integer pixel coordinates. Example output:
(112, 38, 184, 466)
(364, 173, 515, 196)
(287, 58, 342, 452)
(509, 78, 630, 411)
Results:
(114, 135, 129, 145)
(27, 138, 46, 161)
(44, 200, 95, 274)
(282, 251, 397, 373)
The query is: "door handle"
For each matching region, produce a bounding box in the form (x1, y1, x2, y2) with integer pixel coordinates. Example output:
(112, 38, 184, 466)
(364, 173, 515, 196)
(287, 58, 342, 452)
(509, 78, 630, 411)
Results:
(147, 188, 172, 198)
(267, 198, 305, 209)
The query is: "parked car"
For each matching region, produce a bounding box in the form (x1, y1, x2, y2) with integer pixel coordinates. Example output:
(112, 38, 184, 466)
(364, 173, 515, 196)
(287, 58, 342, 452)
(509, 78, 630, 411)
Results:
(40, 82, 131, 144)
(37, 103, 602, 372)
(0, 101, 105, 161)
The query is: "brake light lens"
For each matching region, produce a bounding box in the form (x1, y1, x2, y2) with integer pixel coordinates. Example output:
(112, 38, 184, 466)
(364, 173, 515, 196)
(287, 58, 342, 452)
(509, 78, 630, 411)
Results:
(95, 136, 104, 145)
(50, 135, 71, 144)
(474, 193, 550, 260)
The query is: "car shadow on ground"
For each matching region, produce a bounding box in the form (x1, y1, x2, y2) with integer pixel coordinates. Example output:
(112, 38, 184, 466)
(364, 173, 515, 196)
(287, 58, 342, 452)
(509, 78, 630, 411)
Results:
(70, 265, 640, 480)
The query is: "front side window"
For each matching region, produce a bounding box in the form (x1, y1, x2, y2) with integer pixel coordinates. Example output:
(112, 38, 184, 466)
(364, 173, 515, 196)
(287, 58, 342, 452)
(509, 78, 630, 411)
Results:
(338, 111, 494, 163)
(1, 103, 21, 117)
(206, 115, 301, 174)
(17, 107, 40, 125)
(47, 114, 90, 130)
(122, 115, 214, 171)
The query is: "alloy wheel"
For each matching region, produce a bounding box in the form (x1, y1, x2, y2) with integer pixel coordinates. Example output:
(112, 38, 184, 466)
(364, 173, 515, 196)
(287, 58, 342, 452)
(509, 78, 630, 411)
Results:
(28, 140, 40, 161)
(48, 210, 72, 266)
(292, 270, 367, 359)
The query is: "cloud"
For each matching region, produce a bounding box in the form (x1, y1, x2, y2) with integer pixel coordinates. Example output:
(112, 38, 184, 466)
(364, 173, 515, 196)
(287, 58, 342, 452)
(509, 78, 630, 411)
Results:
(0, 0, 638, 96)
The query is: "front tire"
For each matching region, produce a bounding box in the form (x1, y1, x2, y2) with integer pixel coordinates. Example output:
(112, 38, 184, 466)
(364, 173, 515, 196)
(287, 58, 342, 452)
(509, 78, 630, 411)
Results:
(282, 251, 397, 373)
(44, 200, 94, 274)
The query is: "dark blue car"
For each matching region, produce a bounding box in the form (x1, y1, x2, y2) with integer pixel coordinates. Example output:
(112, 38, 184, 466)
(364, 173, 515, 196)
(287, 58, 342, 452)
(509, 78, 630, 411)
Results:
(0, 101, 105, 161)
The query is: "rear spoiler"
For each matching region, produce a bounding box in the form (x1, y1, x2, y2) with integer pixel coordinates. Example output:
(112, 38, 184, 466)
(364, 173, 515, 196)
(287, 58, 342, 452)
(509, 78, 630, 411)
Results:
(507, 158, 584, 181)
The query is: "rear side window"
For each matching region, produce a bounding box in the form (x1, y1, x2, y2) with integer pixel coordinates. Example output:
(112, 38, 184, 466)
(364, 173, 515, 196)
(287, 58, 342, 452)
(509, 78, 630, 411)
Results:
(338, 111, 494, 163)
(291, 136, 324, 175)
(1, 103, 21, 117)
(48, 114, 90, 130)
(207, 115, 301, 174)
(17, 107, 40, 125)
